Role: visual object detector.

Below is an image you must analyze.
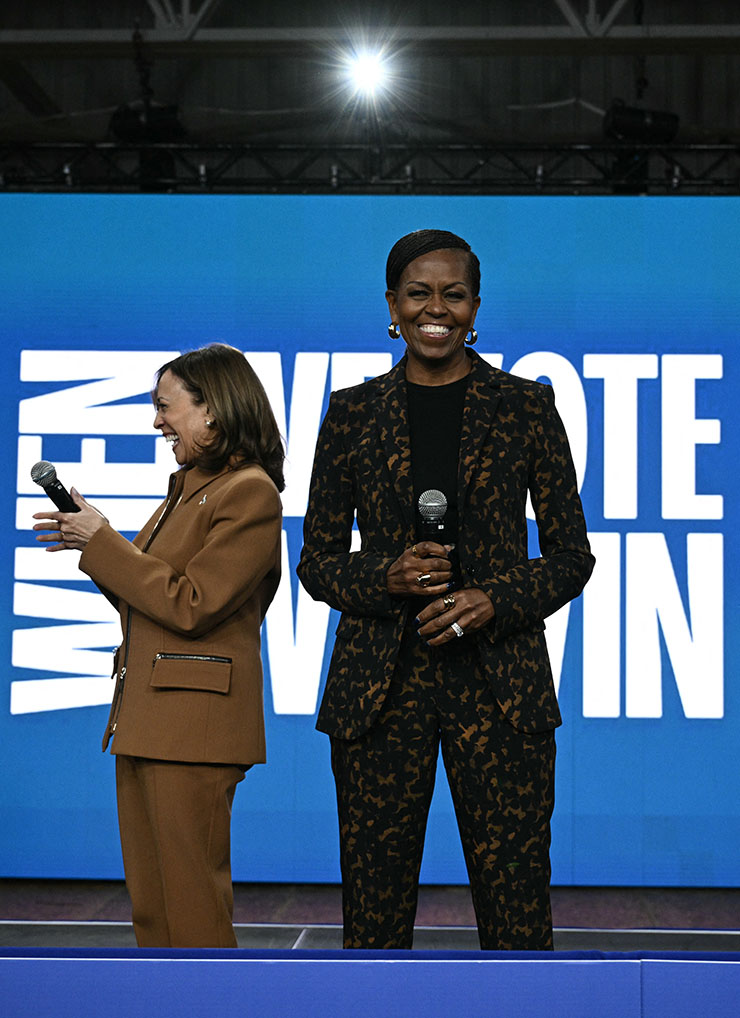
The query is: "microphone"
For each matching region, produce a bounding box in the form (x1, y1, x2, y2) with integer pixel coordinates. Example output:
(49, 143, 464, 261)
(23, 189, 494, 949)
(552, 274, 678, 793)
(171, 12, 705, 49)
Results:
(418, 488, 460, 586)
(30, 460, 80, 513)
(418, 489, 448, 540)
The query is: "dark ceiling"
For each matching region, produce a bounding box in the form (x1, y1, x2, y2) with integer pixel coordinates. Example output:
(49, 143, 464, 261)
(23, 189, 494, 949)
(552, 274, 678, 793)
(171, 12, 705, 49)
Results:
(1, 2, 739, 192)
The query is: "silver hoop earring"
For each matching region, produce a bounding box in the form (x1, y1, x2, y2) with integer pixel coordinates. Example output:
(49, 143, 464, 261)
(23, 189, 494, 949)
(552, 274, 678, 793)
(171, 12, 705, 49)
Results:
(465, 328, 478, 346)
(388, 322, 400, 339)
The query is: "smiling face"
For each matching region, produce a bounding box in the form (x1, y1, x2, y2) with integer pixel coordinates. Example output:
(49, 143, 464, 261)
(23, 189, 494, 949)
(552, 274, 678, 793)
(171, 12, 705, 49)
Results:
(386, 247, 481, 383)
(153, 370, 212, 466)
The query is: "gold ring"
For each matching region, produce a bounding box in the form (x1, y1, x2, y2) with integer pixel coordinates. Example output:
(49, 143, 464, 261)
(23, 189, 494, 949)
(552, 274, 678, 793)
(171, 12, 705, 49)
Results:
(443, 593, 456, 608)
(416, 573, 432, 587)
(412, 545, 418, 556)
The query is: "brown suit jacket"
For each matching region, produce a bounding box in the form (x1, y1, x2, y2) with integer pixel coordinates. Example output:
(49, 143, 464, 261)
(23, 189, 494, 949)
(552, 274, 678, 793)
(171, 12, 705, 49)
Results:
(80, 463, 281, 767)
(298, 350, 594, 738)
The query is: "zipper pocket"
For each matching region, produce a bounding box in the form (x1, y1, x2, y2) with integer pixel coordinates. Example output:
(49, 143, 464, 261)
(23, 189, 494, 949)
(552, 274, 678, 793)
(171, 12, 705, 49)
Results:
(153, 653, 232, 665)
(151, 652, 232, 694)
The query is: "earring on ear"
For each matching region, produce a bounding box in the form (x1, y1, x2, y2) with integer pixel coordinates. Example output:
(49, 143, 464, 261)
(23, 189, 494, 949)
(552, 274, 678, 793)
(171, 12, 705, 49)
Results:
(465, 328, 478, 346)
(388, 322, 401, 339)
(205, 418, 215, 428)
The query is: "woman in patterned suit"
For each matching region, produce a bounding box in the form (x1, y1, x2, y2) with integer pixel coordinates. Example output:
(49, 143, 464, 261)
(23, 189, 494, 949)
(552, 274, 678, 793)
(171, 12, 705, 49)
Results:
(298, 229, 594, 950)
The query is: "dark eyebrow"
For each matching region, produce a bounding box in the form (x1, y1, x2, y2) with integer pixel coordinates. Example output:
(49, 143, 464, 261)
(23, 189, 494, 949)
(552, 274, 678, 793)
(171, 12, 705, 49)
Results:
(404, 279, 469, 288)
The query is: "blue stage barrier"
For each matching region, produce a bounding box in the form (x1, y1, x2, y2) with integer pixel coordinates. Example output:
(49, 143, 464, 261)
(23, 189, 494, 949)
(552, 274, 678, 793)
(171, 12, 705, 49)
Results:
(642, 957, 740, 1018)
(1, 949, 739, 1018)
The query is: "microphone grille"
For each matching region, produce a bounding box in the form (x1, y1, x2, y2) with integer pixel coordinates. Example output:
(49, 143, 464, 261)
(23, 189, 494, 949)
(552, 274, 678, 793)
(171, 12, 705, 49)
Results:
(418, 488, 447, 522)
(31, 460, 57, 487)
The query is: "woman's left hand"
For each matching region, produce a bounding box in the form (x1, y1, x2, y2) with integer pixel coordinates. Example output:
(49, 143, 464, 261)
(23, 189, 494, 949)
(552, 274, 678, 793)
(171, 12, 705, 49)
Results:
(32, 488, 109, 552)
(415, 587, 495, 646)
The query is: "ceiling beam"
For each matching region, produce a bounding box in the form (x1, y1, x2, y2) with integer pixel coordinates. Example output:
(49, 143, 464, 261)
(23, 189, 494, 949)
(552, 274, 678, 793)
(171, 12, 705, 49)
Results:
(1, 25, 740, 59)
(591, 0, 632, 37)
(0, 58, 62, 116)
(146, 0, 224, 36)
(551, 0, 589, 35)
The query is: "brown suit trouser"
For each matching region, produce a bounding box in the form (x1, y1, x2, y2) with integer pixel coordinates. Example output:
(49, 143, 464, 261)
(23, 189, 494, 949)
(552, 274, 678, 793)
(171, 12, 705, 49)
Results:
(115, 755, 246, 948)
(330, 626, 556, 951)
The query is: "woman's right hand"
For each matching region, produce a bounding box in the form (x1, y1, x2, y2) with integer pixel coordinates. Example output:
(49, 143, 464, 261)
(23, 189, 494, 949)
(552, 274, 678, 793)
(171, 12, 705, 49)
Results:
(386, 541, 453, 597)
(32, 488, 108, 552)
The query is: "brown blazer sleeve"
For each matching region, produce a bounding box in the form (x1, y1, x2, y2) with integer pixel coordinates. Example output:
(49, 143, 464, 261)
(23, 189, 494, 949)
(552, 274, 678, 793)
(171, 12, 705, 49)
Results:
(79, 472, 282, 638)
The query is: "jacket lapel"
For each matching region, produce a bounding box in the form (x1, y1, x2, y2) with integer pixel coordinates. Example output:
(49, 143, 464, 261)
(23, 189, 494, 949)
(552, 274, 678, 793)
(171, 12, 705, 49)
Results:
(370, 352, 505, 537)
(458, 353, 502, 525)
(180, 464, 230, 505)
(137, 466, 230, 551)
(373, 357, 416, 536)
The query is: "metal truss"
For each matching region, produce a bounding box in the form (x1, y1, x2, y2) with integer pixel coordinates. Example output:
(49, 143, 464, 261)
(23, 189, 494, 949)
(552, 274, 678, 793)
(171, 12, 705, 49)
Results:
(1, 141, 739, 195)
(2, 2, 740, 58)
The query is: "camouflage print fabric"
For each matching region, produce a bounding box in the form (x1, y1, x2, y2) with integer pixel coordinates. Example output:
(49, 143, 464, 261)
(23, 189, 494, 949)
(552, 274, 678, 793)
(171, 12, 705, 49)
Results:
(298, 350, 594, 739)
(331, 624, 556, 950)
(297, 349, 592, 950)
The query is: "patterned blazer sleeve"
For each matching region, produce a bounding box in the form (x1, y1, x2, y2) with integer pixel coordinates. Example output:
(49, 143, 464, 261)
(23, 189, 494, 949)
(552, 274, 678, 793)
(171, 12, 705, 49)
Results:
(297, 392, 400, 618)
(479, 384, 594, 643)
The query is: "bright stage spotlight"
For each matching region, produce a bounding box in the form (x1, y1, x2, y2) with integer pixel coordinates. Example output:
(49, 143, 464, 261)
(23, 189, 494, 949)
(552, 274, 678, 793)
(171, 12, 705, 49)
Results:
(347, 51, 388, 97)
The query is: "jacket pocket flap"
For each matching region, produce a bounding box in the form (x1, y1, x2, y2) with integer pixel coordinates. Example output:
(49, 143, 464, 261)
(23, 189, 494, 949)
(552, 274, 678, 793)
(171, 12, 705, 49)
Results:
(150, 654, 232, 694)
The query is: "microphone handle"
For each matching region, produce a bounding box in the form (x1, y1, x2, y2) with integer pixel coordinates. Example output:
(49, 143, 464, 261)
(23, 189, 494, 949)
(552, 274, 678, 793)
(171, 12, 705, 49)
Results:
(44, 479, 80, 513)
(420, 519, 446, 541)
(418, 519, 461, 587)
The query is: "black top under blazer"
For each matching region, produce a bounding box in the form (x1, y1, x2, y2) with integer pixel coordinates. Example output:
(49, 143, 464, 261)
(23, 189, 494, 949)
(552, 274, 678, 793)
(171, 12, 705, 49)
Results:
(297, 349, 594, 739)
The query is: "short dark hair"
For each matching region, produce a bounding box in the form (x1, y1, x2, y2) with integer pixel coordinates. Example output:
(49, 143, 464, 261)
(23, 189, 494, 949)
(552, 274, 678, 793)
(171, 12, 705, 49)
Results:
(385, 229, 481, 296)
(155, 344, 285, 491)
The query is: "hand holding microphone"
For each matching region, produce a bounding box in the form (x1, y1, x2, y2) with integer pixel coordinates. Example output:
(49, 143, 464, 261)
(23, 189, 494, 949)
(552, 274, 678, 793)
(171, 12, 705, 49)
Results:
(386, 540, 453, 597)
(386, 489, 454, 597)
(385, 485, 495, 639)
(412, 487, 494, 641)
(30, 461, 108, 551)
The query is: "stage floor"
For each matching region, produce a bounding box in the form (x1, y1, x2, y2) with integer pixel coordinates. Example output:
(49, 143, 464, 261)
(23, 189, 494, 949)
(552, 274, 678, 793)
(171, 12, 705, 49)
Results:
(1, 880, 739, 951)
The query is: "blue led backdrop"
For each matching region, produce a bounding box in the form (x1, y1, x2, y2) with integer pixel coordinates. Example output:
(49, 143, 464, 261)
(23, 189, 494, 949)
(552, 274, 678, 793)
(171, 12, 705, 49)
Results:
(0, 194, 735, 885)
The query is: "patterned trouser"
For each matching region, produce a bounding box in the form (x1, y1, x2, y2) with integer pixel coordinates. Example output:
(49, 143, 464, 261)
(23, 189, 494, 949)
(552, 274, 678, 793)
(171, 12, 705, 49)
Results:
(330, 626, 556, 950)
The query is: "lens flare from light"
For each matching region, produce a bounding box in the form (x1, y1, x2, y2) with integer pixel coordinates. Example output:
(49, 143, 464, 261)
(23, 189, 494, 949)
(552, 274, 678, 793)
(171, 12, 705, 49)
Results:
(348, 52, 388, 96)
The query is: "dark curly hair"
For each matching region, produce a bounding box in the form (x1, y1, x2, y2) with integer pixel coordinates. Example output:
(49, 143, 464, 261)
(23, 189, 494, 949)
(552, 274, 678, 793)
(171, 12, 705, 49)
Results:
(385, 229, 480, 296)
(155, 344, 285, 492)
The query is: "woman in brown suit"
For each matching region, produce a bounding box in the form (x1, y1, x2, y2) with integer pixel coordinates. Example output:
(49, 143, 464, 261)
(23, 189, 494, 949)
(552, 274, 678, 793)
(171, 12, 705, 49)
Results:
(33, 343, 284, 949)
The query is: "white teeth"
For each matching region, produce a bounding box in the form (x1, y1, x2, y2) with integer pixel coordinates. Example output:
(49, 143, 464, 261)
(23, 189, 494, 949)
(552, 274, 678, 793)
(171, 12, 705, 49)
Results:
(165, 434, 178, 444)
(420, 325, 451, 335)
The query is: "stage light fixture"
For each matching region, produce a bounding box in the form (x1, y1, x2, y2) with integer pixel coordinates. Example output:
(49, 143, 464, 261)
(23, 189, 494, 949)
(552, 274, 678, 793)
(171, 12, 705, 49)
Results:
(603, 99, 680, 144)
(603, 99, 680, 194)
(347, 51, 388, 97)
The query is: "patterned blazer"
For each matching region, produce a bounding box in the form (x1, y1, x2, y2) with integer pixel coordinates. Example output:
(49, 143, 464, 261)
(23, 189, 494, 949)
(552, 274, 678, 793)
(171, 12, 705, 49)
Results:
(297, 350, 594, 739)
